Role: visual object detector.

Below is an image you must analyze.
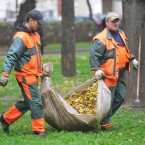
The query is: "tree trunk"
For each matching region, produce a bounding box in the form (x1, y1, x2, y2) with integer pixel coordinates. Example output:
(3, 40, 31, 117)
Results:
(15, 0, 36, 26)
(61, 0, 76, 77)
(86, 0, 93, 21)
(123, 0, 145, 105)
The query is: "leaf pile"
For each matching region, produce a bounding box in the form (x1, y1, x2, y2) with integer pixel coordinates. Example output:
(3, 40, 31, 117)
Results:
(65, 81, 98, 114)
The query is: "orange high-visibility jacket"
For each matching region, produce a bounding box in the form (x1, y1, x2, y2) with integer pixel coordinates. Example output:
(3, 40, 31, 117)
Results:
(2, 25, 45, 79)
(90, 28, 134, 86)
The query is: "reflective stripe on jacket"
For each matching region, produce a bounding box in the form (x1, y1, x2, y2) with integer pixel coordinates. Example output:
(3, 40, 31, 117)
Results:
(2, 31, 45, 77)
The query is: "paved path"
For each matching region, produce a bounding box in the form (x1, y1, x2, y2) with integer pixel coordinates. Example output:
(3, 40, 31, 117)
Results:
(0, 48, 90, 58)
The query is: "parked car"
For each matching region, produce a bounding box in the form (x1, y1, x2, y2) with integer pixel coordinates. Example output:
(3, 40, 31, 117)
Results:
(5, 17, 16, 23)
(44, 16, 62, 22)
(0, 18, 5, 22)
(75, 16, 90, 23)
(92, 13, 105, 25)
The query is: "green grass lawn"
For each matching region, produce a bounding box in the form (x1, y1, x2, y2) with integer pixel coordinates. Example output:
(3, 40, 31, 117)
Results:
(44, 41, 91, 52)
(0, 42, 91, 54)
(0, 53, 145, 144)
(0, 108, 145, 145)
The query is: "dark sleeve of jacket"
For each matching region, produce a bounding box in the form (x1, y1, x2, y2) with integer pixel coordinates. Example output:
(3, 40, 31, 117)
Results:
(89, 39, 106, 71)
(2, 37, 25, 75)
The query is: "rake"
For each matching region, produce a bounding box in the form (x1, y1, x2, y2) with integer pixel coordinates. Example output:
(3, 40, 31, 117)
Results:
(132, 35, 143, 108)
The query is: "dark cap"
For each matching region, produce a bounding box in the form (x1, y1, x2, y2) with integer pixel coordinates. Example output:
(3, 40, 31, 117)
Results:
(27, 9, 45, 25)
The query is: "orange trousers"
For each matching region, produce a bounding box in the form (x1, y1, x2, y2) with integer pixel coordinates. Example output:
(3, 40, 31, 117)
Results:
(3, 75, 45, 132)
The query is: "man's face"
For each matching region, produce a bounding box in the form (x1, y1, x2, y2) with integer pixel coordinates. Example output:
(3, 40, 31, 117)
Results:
(106, 19, 120, 32)
(29, 18, 41, 32)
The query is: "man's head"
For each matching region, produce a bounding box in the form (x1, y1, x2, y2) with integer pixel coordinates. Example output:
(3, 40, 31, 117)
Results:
(25, 9, 45, 32)
(105, 12, 120, 32)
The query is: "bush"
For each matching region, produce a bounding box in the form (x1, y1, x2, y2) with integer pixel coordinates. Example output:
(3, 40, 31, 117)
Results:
(0, 21, 98, 47)
(0, 23, 15, 46)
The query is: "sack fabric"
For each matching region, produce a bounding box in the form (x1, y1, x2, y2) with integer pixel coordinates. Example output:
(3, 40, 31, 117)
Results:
(41, 77, 111, 131)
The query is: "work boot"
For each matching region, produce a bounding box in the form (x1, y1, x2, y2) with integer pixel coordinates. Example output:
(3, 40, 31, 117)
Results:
(101, 123, 112, 130)
(0, 115, 9, 133)
(33, 131, 48, 138)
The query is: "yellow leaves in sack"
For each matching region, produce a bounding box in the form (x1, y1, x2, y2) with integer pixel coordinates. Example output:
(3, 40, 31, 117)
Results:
(65, 81, 98, 114)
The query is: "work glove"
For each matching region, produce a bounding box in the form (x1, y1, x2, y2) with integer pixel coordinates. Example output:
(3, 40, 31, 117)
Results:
(43, 62, 53, 75)
(0, 76, 8, 87)
(95, 70, 105, 80)
(132, 59, 139, 69)
(41, 62, 53, 81)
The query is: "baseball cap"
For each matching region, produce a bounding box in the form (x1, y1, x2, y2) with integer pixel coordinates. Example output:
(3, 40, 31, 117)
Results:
(27, 9, 45, 25)
(106, 12, 120, 21)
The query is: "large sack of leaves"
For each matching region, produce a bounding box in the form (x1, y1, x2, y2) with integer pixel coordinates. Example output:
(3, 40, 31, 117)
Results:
(41, 63, 111, 131)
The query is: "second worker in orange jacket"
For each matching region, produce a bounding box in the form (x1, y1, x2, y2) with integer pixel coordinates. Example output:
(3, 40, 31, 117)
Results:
(90, 12, 138, 130)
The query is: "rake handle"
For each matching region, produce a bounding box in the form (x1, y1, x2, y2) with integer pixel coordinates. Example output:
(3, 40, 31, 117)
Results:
(137, 35, 141, 99)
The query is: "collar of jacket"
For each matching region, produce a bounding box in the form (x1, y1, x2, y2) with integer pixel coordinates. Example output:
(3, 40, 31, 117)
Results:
(105, 28, 123, 40)
(16, 22, 36, 34)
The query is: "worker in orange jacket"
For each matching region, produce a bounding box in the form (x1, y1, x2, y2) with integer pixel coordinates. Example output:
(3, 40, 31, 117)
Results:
(0, 9, 48, 137)
(90, 12, 139, 130)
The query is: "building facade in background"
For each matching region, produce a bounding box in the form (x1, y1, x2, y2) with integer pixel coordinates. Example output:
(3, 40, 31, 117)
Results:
(0, 0, 122, 22)
(103, 0, 122, 18)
